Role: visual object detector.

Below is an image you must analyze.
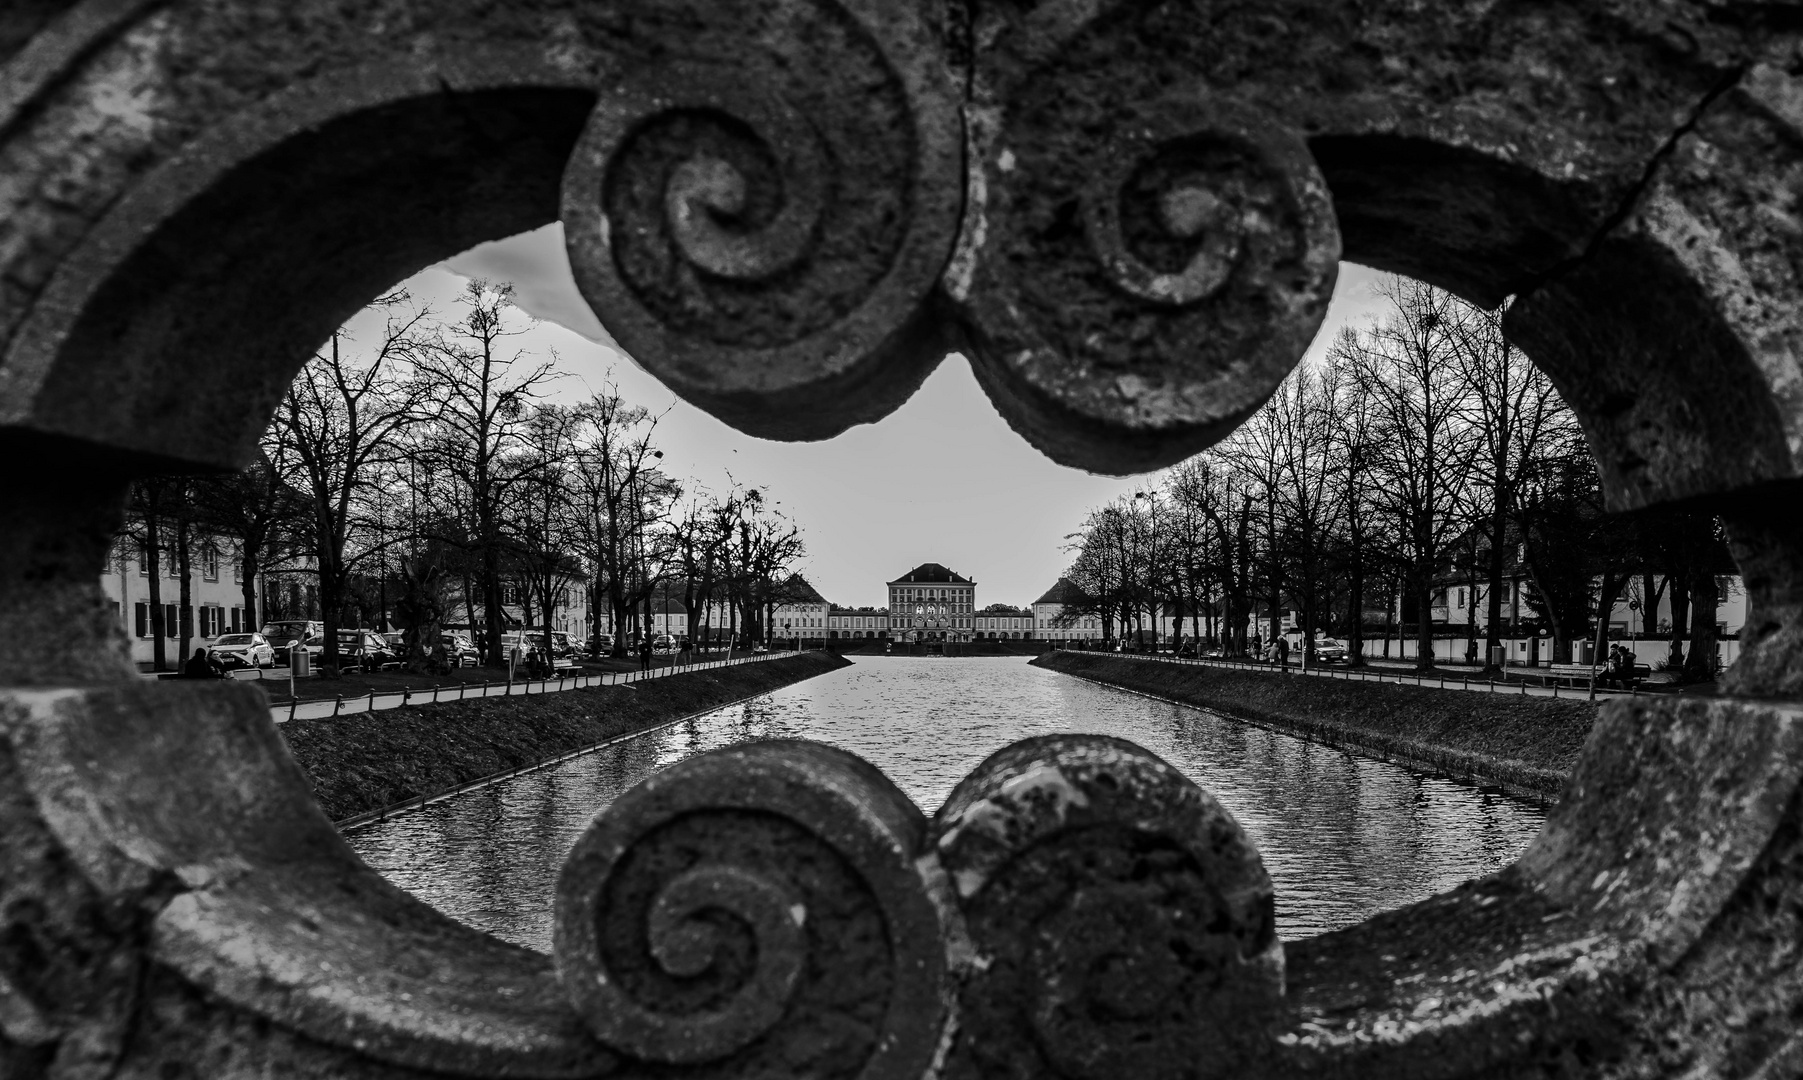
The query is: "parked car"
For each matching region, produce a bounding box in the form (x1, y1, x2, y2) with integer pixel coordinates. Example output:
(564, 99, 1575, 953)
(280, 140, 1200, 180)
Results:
(1314, 637, 1350, 663)
(208, 632, 274, 669)
(261, 620, 323, 665)
(441, 634, 480, 667)
(587, 632, 614, 656)
(500, 632, 577, 671)
(651, 633, 676, 653)
(335, 629, 400, 672)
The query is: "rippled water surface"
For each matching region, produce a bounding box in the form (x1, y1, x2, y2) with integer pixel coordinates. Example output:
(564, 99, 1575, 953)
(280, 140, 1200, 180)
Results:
(347, 656, 1545, 949)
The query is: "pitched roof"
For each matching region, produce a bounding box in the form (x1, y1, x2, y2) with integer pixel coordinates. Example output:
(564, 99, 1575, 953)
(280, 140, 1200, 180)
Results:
(1033, 577, 1092, 606)
(778, 574, 828, 604)
(889, 562, 972, 584)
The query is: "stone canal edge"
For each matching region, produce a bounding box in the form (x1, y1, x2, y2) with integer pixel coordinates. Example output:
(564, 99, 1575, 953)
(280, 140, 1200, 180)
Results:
(281, 651, 853, 825)
(1032, 651, 1597, 802)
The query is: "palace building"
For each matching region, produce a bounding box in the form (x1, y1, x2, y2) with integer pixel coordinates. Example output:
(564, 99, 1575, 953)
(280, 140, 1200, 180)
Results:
(887, 563, 977, 642)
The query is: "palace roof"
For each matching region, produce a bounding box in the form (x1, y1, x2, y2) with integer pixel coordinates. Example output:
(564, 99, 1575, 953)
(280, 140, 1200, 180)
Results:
(778, 574, 829, 604)
(1033, 577, 1093, 606)
(888, 562, 972, 585)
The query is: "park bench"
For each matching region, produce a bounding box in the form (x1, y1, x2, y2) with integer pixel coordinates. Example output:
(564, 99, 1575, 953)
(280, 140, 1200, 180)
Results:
(1544, 663, 1601, 689)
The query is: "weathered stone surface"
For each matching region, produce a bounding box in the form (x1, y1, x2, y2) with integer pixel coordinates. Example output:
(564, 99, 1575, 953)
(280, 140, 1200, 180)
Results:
(0, 463, 137, 686)
(1, 681, 617, 1078)
(554, 740, 952, 1080)
(558, 0, 965, 441)
(5, 2, 1803, 1077)
(934, 735, 1281, 1080)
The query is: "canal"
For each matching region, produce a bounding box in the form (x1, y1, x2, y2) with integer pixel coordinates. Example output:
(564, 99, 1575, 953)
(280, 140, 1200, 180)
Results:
(346, 655, 1546, 949)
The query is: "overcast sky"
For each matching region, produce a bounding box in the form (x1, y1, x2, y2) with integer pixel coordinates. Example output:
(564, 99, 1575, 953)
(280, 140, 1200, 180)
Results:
(373, 225, 1392, 609)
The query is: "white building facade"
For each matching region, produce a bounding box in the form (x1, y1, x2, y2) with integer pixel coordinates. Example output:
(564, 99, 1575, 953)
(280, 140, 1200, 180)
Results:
(102, 535, 265, 668)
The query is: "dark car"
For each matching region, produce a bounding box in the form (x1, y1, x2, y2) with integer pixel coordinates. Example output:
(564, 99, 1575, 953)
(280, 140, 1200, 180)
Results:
(261, 620, 323, 665)
(334, 629, 399, 672)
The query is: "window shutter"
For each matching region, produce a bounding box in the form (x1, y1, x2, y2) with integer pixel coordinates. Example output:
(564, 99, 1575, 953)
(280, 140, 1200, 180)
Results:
(135, 603, 148, 638)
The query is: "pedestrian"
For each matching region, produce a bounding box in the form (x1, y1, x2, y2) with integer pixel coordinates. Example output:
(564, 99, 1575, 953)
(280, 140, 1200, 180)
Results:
(1277, 637, 1291, 668)
(639, 636, 653, 671)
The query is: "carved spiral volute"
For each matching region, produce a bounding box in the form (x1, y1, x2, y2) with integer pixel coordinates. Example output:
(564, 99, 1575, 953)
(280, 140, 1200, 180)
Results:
(554, 740, 950, 1078)
(560, 0, 964, 441)
(933, 736, 1283, 1080)
(959, 84, 1341, 474)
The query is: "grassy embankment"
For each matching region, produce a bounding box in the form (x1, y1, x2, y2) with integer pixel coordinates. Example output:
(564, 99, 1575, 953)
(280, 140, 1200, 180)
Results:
(1032, 652, 1597, 801)
(282, 651, 851, 823)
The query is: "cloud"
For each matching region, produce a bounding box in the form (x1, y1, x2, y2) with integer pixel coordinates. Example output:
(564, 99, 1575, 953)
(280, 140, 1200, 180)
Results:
(440, 223, 615, 348)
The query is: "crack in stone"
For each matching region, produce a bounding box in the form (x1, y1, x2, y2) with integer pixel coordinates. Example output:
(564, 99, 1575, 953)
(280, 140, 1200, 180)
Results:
(1509, 63, 1750, 305)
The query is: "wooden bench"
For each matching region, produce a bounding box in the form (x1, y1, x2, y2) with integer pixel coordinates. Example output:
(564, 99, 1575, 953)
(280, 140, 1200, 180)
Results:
(1544, 663, 1601, 689)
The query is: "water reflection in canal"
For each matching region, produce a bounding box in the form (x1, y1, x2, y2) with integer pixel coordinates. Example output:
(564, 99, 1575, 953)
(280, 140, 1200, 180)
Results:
(347, 656, 1545, 950)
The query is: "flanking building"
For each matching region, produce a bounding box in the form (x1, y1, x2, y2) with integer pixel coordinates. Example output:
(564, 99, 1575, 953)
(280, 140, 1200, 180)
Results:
(828, 606, 890, 639)
(974, 604, 1035, 638)
(1031, 577, 1104, 642)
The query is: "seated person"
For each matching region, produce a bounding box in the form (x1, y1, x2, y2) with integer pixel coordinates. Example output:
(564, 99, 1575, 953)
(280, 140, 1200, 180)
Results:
(182, 647, 220, 679)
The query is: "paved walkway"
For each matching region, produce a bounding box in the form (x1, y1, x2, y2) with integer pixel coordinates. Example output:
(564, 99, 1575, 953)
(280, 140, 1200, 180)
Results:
(271, 651, 801, 723)
(1099, 652, 1655, 702)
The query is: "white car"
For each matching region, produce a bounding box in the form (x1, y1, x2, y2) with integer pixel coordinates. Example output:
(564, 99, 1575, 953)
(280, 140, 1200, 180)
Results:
(208, 632, 274, 669)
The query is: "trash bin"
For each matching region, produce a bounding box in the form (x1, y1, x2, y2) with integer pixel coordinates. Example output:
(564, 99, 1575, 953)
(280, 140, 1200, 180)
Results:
(1487, 645, 1506, 669)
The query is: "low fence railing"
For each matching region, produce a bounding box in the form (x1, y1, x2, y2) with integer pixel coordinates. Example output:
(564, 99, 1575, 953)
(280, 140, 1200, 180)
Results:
(274, 649, 803, 723)
(1088, 650, 1643, 701)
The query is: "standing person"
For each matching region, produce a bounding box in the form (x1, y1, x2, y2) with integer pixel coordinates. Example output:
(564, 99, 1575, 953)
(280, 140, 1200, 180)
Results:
(1277, 636, 1290, 668)
(639, 636, 652, 671)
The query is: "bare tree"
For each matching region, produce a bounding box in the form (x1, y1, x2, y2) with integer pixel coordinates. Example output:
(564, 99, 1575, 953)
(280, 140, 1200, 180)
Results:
(565, 381, 666, 657)
(1341, 277, 1480, 670)
(269, 296, 426, 672)
(1451, 300, 1576, 673)
(409, 280, 557, 666)
(189, 448, 305, 633)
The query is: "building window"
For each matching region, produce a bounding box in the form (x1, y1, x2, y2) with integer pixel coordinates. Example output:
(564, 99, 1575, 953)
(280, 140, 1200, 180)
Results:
(201, 545, 220, 582)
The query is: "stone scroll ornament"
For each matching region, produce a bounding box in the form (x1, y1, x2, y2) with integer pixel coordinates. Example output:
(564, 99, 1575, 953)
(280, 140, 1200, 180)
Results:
(558, 0, 965, 442)
(553, 733, 1281, 1078)
(932, 735, 1283, 1080)
(553, 740, 954, 1079)
(954, 89, 1340, 475)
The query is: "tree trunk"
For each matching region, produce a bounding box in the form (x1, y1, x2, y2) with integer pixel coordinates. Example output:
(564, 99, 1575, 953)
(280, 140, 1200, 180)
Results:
(176, 519, 192, 665)
(1682, 570, 1718, 682)
(1382, 579, 1394, 659)
(146, 518, 166, 672)
(1592, 571, 1623, 673)
(481, 527, 505, 668)
(1484, 503, 1507, 671)
(1668, 569, 1690, 670)
(461, 571, 479, 654)
(1414, 558, 1435, 671)
(1463, 562, 1479, 665)
(240, 545, 260, 634)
